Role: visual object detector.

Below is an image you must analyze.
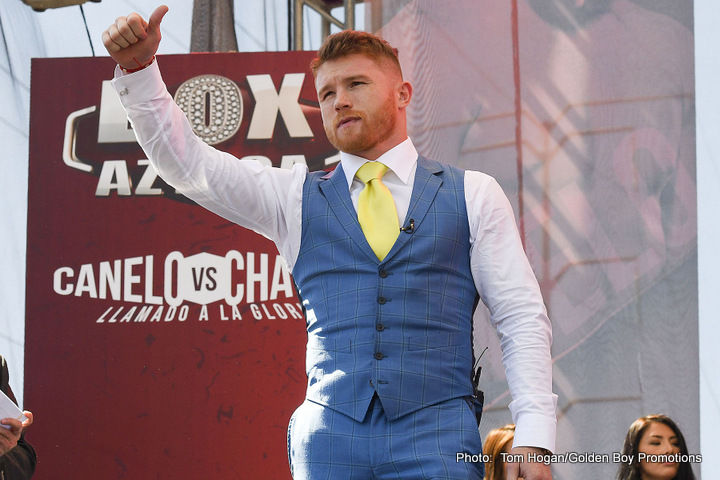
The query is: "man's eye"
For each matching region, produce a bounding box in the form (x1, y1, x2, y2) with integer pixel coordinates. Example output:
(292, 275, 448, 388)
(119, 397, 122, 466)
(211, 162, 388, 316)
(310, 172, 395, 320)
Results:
(322, 91, 335, 100)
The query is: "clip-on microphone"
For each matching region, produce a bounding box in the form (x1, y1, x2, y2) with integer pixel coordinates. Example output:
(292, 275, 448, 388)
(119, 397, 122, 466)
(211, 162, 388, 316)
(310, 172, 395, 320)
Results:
(400, 218, 415, 233)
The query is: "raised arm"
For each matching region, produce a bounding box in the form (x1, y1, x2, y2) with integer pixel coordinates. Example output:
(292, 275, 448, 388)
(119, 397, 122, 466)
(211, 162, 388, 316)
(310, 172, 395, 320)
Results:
(100, 5, 306, 269)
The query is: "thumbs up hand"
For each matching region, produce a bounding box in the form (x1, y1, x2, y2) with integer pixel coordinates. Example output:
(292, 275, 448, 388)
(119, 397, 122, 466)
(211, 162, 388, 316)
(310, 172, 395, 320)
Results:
(101, 5, 169, 71)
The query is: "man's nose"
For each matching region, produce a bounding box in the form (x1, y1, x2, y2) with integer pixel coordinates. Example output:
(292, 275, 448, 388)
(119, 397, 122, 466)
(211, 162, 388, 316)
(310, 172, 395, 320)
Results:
(334, 88, 351, 110)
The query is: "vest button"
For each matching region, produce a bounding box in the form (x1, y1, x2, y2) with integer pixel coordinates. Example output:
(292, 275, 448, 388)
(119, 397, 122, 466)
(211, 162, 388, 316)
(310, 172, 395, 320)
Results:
(378, 296, 387, 304)
(376, 323, 385, 331)
(374, 352, 384, 360)
(379, 270, 388, 278)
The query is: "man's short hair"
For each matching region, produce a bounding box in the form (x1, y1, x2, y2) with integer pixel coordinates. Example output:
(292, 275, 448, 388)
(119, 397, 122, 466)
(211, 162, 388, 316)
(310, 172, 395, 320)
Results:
(310, 30, 402, 78)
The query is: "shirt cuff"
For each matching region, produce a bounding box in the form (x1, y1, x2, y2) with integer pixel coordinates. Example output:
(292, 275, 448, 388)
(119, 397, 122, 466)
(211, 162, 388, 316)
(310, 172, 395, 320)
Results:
(110, 59, 168, 108)
(512, 411, 558, 453)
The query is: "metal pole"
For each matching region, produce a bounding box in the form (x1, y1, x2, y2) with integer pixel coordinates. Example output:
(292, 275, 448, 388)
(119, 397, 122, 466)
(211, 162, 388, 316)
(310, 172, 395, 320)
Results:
(191, 0, 239, 52)
(293, 0, 361, 51)
(294, 0, 304, 50)
(345, 0, 355, 31)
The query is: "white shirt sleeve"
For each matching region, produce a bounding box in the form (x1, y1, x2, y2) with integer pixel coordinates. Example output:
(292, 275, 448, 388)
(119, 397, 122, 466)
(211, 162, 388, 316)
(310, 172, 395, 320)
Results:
(110, 61, 305, 270)
(465, 170, 558, 452)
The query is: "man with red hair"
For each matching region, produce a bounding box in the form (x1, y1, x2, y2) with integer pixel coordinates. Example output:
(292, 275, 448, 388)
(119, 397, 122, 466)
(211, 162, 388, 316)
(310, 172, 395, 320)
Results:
(102, 6, 556, 479)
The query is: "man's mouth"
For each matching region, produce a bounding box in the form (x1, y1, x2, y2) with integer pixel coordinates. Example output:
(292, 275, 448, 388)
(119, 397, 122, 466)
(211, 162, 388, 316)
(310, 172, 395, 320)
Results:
(337, 116, 360, 129)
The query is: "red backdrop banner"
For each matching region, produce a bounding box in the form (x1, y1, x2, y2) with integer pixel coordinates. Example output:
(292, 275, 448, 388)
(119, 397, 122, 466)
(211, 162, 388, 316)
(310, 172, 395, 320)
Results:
(25, 52, 333, 479)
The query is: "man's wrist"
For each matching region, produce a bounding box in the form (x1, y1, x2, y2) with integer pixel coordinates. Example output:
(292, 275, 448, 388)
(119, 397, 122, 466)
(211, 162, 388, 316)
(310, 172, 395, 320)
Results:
(119, 56, 155, 74)
(514, 446, 553, 456)
(533, 447, 552, 456)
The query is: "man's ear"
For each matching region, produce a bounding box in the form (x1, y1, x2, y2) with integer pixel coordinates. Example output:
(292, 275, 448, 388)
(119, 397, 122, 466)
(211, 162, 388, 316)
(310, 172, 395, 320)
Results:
(398, 81, 413, 108)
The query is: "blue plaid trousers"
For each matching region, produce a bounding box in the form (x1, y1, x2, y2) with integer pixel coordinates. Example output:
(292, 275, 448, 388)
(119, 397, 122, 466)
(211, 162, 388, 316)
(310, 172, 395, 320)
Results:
(287, 395, 484, 479)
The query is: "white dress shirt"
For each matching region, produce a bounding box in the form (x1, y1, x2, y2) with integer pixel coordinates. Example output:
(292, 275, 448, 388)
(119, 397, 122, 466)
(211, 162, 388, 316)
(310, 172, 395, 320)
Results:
(112, 60, 558, 451)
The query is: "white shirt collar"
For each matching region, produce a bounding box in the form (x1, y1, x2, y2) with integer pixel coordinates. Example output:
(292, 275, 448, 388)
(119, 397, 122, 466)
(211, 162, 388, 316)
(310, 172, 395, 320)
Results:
(340, 137, 418, 188)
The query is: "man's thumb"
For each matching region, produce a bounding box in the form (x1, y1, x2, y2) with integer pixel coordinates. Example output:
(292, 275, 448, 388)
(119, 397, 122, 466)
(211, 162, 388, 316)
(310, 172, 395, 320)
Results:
(148, 5, 169, 31)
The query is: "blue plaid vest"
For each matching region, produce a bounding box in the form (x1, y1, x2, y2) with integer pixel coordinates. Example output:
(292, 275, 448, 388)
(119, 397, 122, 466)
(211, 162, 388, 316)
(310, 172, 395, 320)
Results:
(292, 157, 477, 421)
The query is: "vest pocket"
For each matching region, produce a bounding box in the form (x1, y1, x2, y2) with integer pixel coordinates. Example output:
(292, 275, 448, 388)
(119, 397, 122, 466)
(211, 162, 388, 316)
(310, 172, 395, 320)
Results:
(407, 332, 466, 351)
(307, 336, 352, 353)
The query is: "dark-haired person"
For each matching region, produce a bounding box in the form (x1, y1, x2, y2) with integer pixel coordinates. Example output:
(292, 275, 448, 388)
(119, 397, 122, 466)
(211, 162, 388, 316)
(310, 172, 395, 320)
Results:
(0, 356, 36, 479)
(616, 414, 696, 480)
(102, 6, 556, 479)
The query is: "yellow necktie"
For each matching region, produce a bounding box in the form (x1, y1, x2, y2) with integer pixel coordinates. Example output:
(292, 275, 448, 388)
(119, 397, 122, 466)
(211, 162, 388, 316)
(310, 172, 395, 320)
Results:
(355, 161, 400, 260)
